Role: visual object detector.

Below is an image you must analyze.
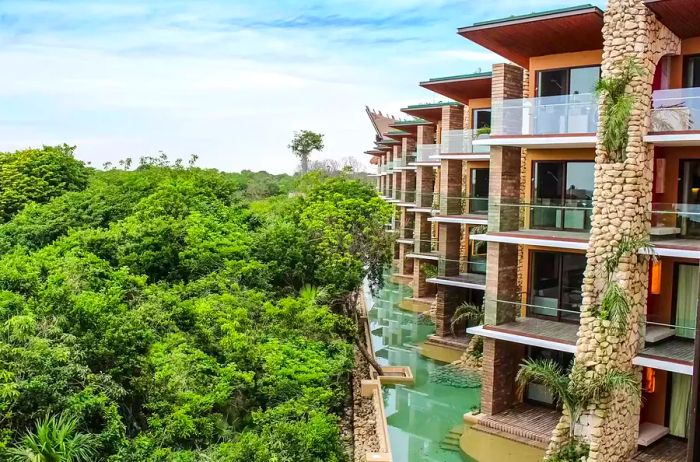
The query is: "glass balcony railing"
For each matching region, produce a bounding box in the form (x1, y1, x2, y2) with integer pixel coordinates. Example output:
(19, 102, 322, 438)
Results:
(392, 189, 416, 204)
(440, 129, 490, 154)
(497, 200, 594, 233)
(437, 256, 487, 278)
(492, 93, 598, 136)
(651, 87, 700, 132)
(438, 195, 489, 216)
(416, 144, 440, 162)
(651, 203, 700, 238)
(399, 227, 414, 240)
(394, 154, 417, 169)
(413, 238, 439, 254)
(414, 192, 440, 210)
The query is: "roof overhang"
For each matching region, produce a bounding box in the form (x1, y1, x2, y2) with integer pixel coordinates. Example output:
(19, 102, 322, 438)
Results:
(420, 73, 492, 104)
(388, 120, 429, 135)
(364, 149, 384, 156)
(645, 0, 700, 39)
(458, 5, 604, 67)
(401, 102, 461, 123)
(385, 130, 411, 141)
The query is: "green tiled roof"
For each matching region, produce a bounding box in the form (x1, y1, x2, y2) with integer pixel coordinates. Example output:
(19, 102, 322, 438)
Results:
(387, 130, 409, 135)
(424, 71, 492, 83)
(377, 139, 400, 145)
(471, 4, 599, 28)
(391, 119, 430, 125)
(403, 101, 461, 110)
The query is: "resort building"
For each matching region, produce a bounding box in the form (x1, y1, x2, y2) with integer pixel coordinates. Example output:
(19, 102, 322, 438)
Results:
(366, 1, 700, 460)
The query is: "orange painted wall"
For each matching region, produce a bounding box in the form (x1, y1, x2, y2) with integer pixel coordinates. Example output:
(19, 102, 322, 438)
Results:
(641, 369, 668, 426)
(528, 50, 603, 96)
(668, 37, 700, 89)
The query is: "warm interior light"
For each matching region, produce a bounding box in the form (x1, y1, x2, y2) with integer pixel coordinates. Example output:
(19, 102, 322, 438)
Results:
(651, 260, 662, 295)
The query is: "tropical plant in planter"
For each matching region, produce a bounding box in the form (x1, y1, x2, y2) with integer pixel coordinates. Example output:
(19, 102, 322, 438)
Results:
(516, 359, 641, 445)
(595, 57, 644, 162)
(450, 301, 484, 336)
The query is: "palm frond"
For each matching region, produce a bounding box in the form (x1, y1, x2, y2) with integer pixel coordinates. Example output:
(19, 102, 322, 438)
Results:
(450, 302, 484, 335)
(587, 369, 641, 404)
(600, 282, 631, 330)
(516, 358, 570, 407)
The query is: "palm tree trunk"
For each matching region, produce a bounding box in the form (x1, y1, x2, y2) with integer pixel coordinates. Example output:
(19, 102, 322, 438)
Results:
(301, 154, 309, 173)
(355, 335, 384, 376)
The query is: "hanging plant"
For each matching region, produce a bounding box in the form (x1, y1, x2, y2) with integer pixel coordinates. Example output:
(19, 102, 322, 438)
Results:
(595, 58, 644, 163)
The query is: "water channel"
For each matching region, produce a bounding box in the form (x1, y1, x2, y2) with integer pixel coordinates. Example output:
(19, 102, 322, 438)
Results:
(365, 270, 545, 462)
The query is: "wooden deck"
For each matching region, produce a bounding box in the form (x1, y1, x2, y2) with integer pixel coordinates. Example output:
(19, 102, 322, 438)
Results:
(473, 404, 560, 449)
(633, 437, 687, 462)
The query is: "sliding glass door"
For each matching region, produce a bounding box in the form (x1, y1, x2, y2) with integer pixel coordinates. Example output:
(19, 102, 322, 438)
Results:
(529, 251, 586, 322)
(532, 161, 594, 231)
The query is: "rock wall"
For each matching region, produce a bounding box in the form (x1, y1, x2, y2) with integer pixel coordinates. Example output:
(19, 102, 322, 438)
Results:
(546, 2, 680, 461)
(352, 348, 381, 461)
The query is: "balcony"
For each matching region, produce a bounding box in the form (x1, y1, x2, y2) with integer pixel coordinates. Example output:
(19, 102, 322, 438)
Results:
(392, 189, 416, 207)
(478, 93, 598, 148)
(427, 256, 486, 290)
(393, 154, 417, 170)
(439, 129, 490, 157)
(414, 145, 440, 165)
(647, 87, 700, 145)
(432, 195, 488, 223)
(407, 238, 439, 261)
(409, 192, 439, 213)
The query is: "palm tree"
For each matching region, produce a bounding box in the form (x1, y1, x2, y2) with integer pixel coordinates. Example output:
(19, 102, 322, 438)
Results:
(289, 130, 324, 174)
(516, 359, 641, 441)
(5, 412, 97, 462)
(450, 302, 484, 336)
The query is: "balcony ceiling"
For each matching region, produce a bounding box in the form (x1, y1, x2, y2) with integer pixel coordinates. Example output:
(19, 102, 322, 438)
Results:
(384, 130, 412, 141)
(457, 5, 604, 67)
(419, 72, 492, 105)
(645, 0, 700, 38)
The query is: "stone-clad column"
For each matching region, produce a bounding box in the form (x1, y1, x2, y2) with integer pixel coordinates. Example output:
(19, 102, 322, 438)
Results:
(481, 62, 524, 416)
(545, 2, 680, 461)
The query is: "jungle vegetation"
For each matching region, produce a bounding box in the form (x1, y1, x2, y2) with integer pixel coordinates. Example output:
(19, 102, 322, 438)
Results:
(0, 145, 392, 461)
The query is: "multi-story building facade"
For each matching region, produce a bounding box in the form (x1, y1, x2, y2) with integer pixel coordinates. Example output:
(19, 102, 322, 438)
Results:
(366, 1, 700, 460)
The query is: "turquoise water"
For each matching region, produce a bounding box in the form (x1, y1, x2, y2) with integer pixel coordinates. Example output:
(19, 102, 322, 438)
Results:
(366, 275, 480, 462)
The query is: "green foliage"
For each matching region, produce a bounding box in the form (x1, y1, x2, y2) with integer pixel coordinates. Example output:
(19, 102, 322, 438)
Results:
(420, 263, 438, 280)
(0, 145, 89, 222)
(450, 302, 484, 336)
(0, 151, 386, 461)
(548, 439, 590, 462)
(289, 131, 324, 173)
(517, 359, 641, 441)
(5, 412, 98, 462)
(595, 58, 644, 162)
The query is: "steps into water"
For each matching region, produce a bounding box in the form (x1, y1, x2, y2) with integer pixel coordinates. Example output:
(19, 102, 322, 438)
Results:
(439, 425, 463, 453)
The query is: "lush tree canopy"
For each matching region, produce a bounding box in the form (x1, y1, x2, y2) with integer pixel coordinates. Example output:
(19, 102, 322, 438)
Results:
(0, 147, 392, 461)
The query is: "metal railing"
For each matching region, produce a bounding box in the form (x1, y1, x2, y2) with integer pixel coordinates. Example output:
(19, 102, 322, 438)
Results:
(651, 87, 700, 132)
(440, 129, 490, 154)
(492, 93, 598, 136)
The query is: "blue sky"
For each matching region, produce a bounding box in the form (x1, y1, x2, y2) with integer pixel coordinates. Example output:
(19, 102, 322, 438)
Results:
(0, 0, 604, 173)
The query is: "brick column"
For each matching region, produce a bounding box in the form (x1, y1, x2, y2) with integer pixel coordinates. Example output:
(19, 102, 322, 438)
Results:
(416, 125, 435, 146)
(481, 62, 524, 416)
(481, 339, 525, 415)
(392, 171, 402, 200)
(415, 166, 435, 208)
(402, 137, 416, 156)
(400, 170, 416, 203)
(440, 159, 463, 215)
(436, 285, 466, 337)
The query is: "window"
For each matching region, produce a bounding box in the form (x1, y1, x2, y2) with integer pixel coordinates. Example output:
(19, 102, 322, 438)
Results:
(473, 108, 492, 129)
(532, 161, 594, 231)
(684, 55, 700, 88)
(537, 66, 600, 97)
(529, 251, 586, 322)
(467, 229, 487, 275)
(469, 168, 489, 215)
(678, 160, 700, 238)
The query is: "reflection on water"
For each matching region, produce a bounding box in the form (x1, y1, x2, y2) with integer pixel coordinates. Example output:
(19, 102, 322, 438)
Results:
(367, 274, 479, 462)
